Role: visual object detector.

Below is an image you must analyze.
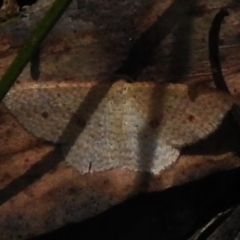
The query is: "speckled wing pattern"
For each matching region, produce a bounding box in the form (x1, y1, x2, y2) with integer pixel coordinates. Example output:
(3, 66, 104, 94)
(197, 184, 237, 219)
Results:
(127, 82, 235, 147)
(2, 80, 235, 174)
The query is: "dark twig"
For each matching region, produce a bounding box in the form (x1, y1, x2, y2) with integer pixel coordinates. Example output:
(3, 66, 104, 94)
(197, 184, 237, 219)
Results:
(209, 8, 240, 128)
(207, 9, 240, 239)
(208, 8, 229, 93)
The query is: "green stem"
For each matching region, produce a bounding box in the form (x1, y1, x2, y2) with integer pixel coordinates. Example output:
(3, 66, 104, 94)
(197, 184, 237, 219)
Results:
(0, 0, 72, 102)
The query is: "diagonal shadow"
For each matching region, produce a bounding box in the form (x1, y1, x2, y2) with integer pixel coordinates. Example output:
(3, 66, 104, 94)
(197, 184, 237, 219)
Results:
(0, 80, 113, 206)
(0, 146, 62, 205)
(115, 0, 197, 81)
(167, 6, 195, 83)
(136, 0, 197, 191)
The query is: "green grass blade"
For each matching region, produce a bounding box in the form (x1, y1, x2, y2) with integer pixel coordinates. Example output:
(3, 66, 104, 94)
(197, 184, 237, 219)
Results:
(0, 0, 72, 102)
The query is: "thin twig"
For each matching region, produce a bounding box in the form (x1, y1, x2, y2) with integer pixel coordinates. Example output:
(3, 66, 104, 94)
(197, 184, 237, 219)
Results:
(208, 8, 229, 93)
(208, 8, 240, 126)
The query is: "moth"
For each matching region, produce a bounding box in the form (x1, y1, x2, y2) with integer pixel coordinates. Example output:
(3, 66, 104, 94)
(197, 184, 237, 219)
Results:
(2, 79, 238, 174)
(2, 8, 238, 174)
